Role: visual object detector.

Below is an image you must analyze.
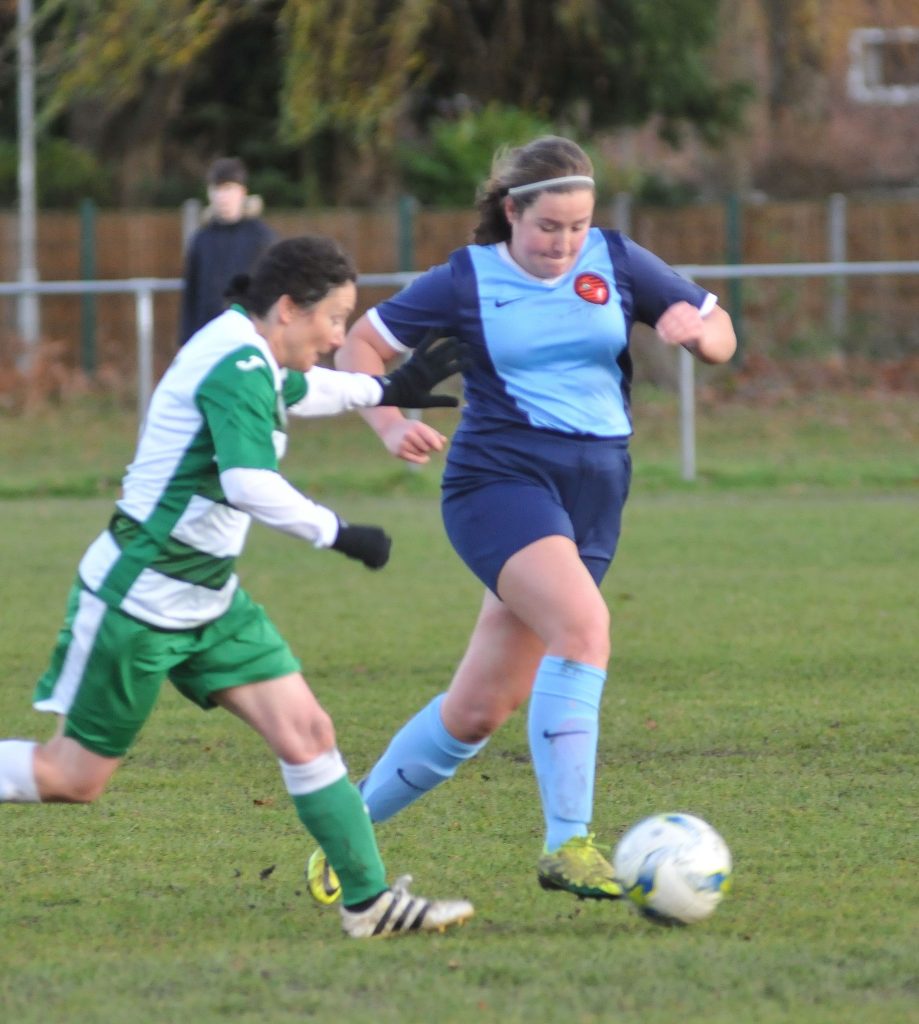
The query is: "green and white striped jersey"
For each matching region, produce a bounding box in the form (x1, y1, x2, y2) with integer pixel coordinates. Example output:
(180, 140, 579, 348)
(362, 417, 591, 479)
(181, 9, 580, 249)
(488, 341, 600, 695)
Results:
(78, 308, 380, 629)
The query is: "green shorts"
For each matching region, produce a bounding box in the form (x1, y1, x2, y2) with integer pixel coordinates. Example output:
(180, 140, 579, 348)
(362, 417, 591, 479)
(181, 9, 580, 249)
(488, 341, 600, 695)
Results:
(33, 580, 301, 758)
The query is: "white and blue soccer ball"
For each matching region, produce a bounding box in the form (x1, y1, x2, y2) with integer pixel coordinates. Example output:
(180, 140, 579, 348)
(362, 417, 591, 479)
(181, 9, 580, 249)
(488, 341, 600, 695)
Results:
(612, 812, 732, 925)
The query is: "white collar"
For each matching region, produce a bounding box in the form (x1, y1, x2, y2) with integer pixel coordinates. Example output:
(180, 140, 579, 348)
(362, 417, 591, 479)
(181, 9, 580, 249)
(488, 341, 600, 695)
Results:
(495, 242, 567, 287)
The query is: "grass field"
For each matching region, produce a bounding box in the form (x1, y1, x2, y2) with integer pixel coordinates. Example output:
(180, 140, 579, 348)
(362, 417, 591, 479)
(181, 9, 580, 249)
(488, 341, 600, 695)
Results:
(1, 390, 917, 1024)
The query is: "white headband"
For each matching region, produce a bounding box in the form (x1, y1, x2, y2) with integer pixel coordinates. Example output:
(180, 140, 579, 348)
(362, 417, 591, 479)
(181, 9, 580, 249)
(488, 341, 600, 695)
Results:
(507, 174, 595, 198)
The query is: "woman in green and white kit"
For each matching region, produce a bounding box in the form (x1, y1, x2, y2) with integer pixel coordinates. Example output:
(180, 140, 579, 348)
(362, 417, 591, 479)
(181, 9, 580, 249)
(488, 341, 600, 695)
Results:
(0, 235, 471, 939)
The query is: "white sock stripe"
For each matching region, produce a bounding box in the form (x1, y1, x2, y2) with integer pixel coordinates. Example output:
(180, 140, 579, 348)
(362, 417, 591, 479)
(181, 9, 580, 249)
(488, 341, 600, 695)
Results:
(0, 740, 40, 802)
(279, 748, 347, 795)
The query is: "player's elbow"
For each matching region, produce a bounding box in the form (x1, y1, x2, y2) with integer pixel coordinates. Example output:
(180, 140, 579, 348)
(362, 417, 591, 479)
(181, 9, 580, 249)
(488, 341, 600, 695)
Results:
(698, 307, 737, 364)
(220, 466, 274, 514)
(220, 467, 248, 509)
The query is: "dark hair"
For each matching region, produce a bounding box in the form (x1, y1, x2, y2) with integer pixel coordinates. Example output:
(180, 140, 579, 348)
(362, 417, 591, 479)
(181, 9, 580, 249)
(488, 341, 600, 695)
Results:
(207, 157, 248, 187)
(224, 235, 357, 317)
(473, 136, 594, 245)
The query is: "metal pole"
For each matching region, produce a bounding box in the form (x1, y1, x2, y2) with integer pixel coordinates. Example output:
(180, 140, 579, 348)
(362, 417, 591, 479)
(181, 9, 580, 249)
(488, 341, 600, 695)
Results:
(135, 284, 155, 428)
(181, 198, 202, 250)
(827, 193, 848, 339)
(397, 194, 417, 273)
(725, 193, 743, 362)
(397, 195, 423, 445)
(79, 198, 97, 375)
(678, 347, 696, 482)
(16, 0, 40, 369)
(677, 268, 700, 483)
(612, 192, 632, 234)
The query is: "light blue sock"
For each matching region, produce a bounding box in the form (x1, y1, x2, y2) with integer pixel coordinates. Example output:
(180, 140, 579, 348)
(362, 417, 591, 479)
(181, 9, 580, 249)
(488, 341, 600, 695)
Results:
(527, 655, 606, 852)
(360, 694, 488, 823)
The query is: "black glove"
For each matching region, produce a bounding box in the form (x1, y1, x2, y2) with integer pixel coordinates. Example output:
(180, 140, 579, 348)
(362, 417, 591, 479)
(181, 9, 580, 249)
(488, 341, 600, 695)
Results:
(375, 330, 463, 409)
(331, 519, 391, 570)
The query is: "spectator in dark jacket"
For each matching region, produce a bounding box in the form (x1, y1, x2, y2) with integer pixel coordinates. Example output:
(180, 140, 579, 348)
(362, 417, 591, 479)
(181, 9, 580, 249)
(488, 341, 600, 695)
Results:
(179, 157, 277, 345)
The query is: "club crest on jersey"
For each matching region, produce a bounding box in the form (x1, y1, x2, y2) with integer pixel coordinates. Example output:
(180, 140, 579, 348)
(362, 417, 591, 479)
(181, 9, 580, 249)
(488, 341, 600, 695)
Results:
(574, 273, 609, 305)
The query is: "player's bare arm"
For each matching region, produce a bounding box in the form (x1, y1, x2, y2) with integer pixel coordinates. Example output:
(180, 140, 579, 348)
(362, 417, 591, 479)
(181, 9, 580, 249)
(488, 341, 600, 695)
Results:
(337, 314, 450, 465)
(655, 301, 736, 364)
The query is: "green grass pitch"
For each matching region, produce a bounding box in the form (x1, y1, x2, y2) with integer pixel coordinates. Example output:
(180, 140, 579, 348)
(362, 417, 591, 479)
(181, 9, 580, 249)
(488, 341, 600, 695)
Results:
(1, 391, 916, 1024)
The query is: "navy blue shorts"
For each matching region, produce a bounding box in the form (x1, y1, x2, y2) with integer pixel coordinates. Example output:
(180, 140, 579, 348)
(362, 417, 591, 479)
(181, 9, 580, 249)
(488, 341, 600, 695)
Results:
(441, 425, 632, 594)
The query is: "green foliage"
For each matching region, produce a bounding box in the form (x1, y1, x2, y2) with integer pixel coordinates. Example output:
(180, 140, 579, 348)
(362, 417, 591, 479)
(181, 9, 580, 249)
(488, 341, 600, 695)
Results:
(167, 8, 308, 202)
(2, 0, 752, 206)
(0, 137, 112, 207)
(1, 394, 917, 1022)
(396, 104, 557, 207)
(34, 0, 247, 126)
(245, 166, 315, 209)
(413, 0, 752, 141)
(279, 0, 434, 149)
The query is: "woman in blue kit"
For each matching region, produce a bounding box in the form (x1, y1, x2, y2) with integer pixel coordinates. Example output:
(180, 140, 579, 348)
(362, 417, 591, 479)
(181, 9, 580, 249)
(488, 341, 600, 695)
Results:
(308, 135, 737, 904)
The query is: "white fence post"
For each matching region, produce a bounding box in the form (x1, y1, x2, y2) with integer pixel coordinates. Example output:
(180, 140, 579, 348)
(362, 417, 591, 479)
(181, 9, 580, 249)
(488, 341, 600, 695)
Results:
(135, 282, 155, 427)
(827, 193, 848, 338)
(678, 347, 696, 482)
(181, 199, 202, 251)
(16, 0, 40, 371)
(612, 193, 632, 234)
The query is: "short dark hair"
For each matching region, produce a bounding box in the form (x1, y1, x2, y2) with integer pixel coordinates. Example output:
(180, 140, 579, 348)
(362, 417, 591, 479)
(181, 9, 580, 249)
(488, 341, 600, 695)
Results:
(224, 235, 357, 317)
(207, 157, 248, 187)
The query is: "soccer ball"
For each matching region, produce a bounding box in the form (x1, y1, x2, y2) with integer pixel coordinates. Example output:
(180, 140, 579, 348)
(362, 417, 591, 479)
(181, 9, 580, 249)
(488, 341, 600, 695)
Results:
(612, 812, 732, 925)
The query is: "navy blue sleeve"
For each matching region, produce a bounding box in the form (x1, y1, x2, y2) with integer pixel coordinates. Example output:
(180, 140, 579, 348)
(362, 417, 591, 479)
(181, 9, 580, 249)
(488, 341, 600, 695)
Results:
(373, 263, 459, 350)
(621, 235, 711, 327)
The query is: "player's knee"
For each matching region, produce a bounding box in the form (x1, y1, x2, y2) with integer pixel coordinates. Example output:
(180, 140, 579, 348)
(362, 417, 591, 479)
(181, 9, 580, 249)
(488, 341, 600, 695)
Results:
(33, 740, 113, 803)
(63, 777, 108, 803)
(308, 709, 337, 752)
(556, 603, 610, 665)
(281, 708, 337, 762)
(40, 771, 108, 803)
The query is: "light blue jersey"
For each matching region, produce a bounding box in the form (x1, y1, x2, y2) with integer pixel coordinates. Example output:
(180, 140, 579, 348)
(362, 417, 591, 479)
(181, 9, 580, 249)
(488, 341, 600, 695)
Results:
(369, 228, 714, 439)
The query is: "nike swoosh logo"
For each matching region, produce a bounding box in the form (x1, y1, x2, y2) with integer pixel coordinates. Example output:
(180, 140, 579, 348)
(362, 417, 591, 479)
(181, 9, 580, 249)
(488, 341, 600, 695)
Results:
(542, 729, 590, 740)
(495, 297, 524, 307)
(397, 768, 426, 792)
(235, 355, 267, 371)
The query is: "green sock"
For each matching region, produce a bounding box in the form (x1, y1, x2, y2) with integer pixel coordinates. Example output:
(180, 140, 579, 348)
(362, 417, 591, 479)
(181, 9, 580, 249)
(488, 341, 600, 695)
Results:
(291, 776, 387, 905)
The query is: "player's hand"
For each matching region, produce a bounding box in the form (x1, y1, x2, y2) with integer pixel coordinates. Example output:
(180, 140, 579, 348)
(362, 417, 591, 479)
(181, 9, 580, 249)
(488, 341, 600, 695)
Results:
(654, 301, 706, 347)
(379, 418, 448, 465)
(331, 520, 391, 569)
(375, 330, 463, 409)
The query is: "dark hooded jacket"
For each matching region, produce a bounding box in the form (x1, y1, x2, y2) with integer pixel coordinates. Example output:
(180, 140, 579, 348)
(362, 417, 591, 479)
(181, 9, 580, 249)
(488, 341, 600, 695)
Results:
(179, 212, 277, 345)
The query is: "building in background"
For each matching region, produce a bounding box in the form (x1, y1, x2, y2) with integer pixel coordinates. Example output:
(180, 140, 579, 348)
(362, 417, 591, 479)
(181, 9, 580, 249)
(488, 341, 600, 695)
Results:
(602, 0, 919, 198)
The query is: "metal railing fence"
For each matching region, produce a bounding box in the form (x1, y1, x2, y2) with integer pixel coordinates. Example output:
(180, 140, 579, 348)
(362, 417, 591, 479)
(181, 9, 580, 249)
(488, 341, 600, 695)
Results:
(2, 260, 919, 479)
